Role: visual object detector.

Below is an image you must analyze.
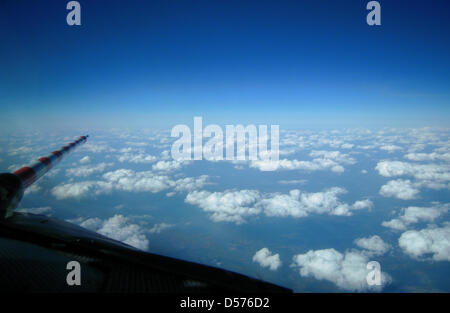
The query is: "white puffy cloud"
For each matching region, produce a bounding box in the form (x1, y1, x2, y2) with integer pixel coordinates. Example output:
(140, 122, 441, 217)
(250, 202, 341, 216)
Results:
(405, 152, 450, 162)
(375, 161, 450, 182)
(66, 162, 113, 177)
(102, 169, 172, 193)
(398, 223, 450, 261)
(78, 214, 149, 251)
(125, 141, 149, 147)
(379, 179, 420, 200)
(354, 235, 390, 255)
(117, 152, 157, 164)
(253, 248, 282, 271)
(52, 169, 209, 199)
(382, 204, 449, 230)
(185, 190, 262, 224)
(380, 145, 402, 153)
(185, 187, 373, 224)
(79, 156, 90, 164)
(172, 175, 210, 193)
(292, 248, 390, 291)
(249, 149, 356, 173)
(341, 143, 354, 149)
(152, 160, 188, 172)
(51, 181, 97, 199)
(80, 142, 115, 153)
(259, 188, 372, 218)
(309, 150, 356, 164)
(251, 158, 345, 173)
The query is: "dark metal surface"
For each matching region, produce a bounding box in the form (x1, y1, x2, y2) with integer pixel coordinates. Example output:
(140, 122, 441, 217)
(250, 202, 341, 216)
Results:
(0, 213, 292, 293)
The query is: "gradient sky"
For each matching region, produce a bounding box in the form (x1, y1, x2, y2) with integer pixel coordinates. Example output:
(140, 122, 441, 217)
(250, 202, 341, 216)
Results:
(1, 0, 449, 130)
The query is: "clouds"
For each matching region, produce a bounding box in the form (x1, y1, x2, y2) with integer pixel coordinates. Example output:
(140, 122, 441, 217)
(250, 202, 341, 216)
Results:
(354, 235, 391, 256)
(376, 161, 450, 183)
(79, 156, 90, 164)
(7, 127, 450, 293)
(252, 248, 281, 271)
(149, 222, 174, 234)
(66, 162, 113, 177)
(405, 152, 450, 162)
(77, 214, 149, 251)
(152, 160, 187, 172)
(102, 169, 172, 193)
(382, 203, 449, 231)
(52, 181, 97, 199)
(379, 179, 420, 200)
(260, 188, 372, 218)
(185, 190, 262, 224)
(185, 187, 373, 224)
(291, 248, 391, 292)
(251, 157, 346, 173)
(117, 152, 157, 164)
(80, 142, 115, 153)
(51, 168, 209, 199)
(376, 160, 450, 199)
(398, 223, 450, 261)
(380, 145, 402, 153)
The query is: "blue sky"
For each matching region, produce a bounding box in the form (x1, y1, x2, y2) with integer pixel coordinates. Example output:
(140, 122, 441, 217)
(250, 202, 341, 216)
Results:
(1, 0, 449, 130)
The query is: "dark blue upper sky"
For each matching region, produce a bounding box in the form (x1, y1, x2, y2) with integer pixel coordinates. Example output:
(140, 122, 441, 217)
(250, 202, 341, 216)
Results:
(1, 0, 449, 130)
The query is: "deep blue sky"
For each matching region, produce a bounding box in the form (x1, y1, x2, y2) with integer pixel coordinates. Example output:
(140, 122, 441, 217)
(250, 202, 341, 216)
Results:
(1, 0, 449, 130)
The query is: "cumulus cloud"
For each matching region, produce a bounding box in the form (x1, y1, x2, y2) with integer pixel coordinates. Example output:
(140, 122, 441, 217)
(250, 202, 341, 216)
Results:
(102, 169, 172, 193)
(80, 142, 115, 153)
(404, 152, 450, 162)
(152, 160, 188, 172)
(251, 158, 345, 173)
(309, 150, 356, 164)
(185, 187, 373, 224)
(379, 179, 420, 200)
(52, 169, 209, 199)
(380, 145, 402, 153)
(398, 223, 450, 261)
(292, 248, 391, 292)
(117, 152, 157, 164)
(376, 161, 450, 183)
(77, 214, 149, 251)
(259, 188, 372, 218)
(354, 235, 390, 256)
(252, 248, 282, 271)
(172, 175, 210, 193)
(185, 190, 262, 224)
(79, 156, 90, 164)
(249, 150, 356, 173)
(66, 162, 113, 177)
(52, 181, 97, 199)
(149, 222, 174, 234)
(382, 203, 449, 231)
